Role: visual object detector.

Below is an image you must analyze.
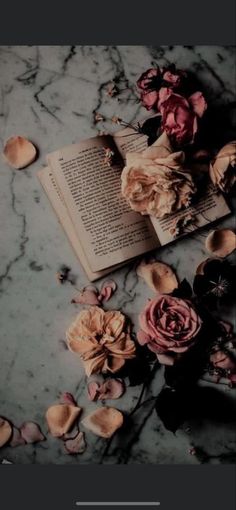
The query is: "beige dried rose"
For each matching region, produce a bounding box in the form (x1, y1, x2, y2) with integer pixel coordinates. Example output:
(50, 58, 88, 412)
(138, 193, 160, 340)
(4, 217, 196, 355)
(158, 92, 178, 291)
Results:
(209, 142, 236, 193)
(121, 132, 196, 218)
(66, 307, 136, 376)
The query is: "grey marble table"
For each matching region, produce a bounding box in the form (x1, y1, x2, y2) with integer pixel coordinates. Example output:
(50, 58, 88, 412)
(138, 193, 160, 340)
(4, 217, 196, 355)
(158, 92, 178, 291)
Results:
(0, 46, 235, 465)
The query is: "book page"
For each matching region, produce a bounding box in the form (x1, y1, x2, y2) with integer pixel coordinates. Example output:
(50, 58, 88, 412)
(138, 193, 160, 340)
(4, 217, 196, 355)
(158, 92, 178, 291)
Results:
(37, 166, 127, 281)
(150, 184, 231, 245)
(114, 126, 149, 159)
(47, 136, 158, 272)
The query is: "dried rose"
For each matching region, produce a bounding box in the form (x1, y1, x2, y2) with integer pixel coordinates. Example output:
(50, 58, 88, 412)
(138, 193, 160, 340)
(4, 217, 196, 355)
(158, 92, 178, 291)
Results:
(137, 295, 202, 365)
(66, 307, 136, 376)
(121, 132, 196, 218)
(158, 89, 207, 146)
(137, 65, 187, 111)
(209, 142, 236, 193)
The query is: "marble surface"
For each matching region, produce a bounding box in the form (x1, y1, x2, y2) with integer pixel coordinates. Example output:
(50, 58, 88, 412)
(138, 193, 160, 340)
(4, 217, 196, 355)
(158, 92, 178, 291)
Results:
(0, 45, 235, 465)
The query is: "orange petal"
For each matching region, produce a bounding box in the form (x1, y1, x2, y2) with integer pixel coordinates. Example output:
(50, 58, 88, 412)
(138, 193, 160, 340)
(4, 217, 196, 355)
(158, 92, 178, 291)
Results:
(205, 229, 236, 258)
(3, 136, 37, 169)
(81, 407, 123, 438)
(137, 260, 178, 294)
(0, 417, 12, 447)
(45, 404, 82, 438)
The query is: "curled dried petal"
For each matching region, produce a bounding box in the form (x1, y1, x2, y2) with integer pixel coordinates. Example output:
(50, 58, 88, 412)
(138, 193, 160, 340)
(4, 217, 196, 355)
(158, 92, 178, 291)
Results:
(98, 280, 117, 302)
(205, 229, 236, 258)
(3, 136, 37, 169)
(71, 286, 100, 305)
(60, 392, 77, 406)
(98, 379, 125, 400)
(64, 431, 86, 455)
(46, 405, 82, 438)
(209, 142, 236, 193)
(0, 417, 12, 447)
(10, 427, 26, 447)
(81, 407, 123, 438)
(137, 260, 178, 294)
(20, 422, 45, 444)
(87, 381, 100, 401)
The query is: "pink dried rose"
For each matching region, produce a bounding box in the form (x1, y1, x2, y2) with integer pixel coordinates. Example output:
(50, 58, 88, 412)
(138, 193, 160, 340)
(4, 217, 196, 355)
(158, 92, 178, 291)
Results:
(66, 307, 136, 376)
(137, 295, 202, 365)
(158, 89, 207, 146)
(121, 132, 196, 218)
(137, 65, 187, 110)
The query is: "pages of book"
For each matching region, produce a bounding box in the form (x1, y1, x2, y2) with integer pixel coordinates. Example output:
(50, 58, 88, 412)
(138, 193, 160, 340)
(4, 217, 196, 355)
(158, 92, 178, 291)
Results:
(37, 166, 128, 281)
(47, 135, 159, 273)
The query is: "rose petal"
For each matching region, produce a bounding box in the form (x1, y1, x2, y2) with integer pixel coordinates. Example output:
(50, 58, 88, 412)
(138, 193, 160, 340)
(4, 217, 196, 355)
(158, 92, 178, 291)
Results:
(98, 280, 117, 302)
(71, 286, 100, 305)
(205, 229, 236, 258)
(98, 379, 125, 400)
(81, 407, 123, 438)
(87, 381, 100, 401)
(137, 329, 151, 345)
(188, 92, 207, 118)
(45, 404, 82, 438)
(137, 260, 178, 294)
(20, 422, 45, 444)
(0, 417, 12, 447)
(156, 353, 175, 365)
(60, 392, 77, 406)
(3, 136, 37, 169)
(10, 427, 26, 447)
(64, 431, 86, 455)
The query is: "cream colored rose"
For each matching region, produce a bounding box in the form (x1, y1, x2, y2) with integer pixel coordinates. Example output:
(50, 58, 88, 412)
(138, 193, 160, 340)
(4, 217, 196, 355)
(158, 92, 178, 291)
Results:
(66, 307, 136, 376)
(121, 133, 196, 218)
(209, 142, 236, 193)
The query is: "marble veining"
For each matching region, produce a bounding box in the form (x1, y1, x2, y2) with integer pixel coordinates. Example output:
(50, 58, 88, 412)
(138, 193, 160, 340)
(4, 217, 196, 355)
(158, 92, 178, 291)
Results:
(0, 46, 235, 464)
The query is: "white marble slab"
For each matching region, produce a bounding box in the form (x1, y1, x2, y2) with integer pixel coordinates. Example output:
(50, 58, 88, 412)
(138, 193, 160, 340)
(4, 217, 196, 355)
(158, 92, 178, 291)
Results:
(0, 46, 235, 465)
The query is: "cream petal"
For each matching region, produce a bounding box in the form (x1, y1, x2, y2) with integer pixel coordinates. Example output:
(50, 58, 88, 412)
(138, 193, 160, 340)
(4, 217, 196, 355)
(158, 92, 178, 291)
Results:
(205, 229, 236, 258)
(137, 260, 178, 294)
(3, 136, 37, 169)
(0, 417, 12, 447)
(81, 407, 123, 438)
(45, 404, 82, 438)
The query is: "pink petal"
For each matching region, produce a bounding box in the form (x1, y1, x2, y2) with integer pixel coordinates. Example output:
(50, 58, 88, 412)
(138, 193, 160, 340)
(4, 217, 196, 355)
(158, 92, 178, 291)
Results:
(188, 92, 207, 118)
(20, 422, 45, 444)
(98, 379, 125, 400)
(10, 427, 26, 447)
(64, 431, 86, 455)
(98, 280, 117, 302)
(87, 381, 100, 401)
(137, 330, 151, 345)
(60, 392, 77, 406)
(71, 286, 100, 305)
(156, 353, 175, 365)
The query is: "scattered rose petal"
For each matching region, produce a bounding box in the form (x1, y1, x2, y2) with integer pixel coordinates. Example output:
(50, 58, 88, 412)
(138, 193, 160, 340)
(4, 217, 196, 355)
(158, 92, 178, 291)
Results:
(20, 422, 45, 444)
(72, 286, 100, 305)
(87, 381, 100, 401)
(137, 260, 178, 294)
(64, 431, 86, 455)
(3, 136, 37, 169)
(209, 141, 236, 193)
(0, 417, 12, 448)
(205, 229, 236, 258)
(10, 427, 25, 447)
(210, 350, 236, 372)
(45, 404, 81, 438)
(60, 392, 77, 406)
(81, 407, 124, 438)
(98, 280, 117, 302)
(98, 379, 125, 400)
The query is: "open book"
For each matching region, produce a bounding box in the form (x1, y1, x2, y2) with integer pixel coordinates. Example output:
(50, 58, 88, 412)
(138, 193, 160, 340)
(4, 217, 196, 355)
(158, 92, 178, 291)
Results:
(38, 124, 230, 281)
